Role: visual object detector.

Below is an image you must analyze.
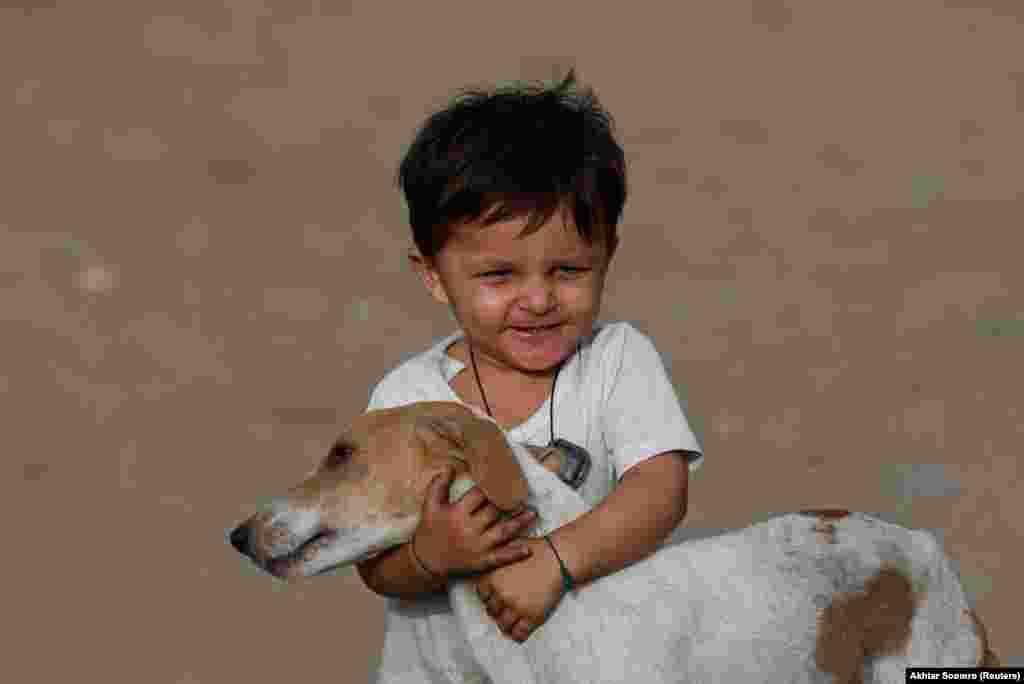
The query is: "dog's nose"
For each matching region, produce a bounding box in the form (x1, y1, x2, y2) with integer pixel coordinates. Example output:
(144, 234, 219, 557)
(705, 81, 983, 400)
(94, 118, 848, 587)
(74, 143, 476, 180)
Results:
(229, 524, 250, 554)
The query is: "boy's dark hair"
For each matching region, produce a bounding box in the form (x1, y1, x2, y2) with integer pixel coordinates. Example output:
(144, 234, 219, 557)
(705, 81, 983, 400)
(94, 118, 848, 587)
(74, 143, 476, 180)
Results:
(397, 69, 626, 267)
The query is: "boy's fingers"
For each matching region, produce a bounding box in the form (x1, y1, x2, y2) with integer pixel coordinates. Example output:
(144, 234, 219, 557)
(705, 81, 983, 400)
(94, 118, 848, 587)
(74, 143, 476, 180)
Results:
(519, 508, 538, 526)
(504, 509, 537, 538)
(481, 509, 533, 546)
(467, 504, 501, 534)
(494, 543, 531, 567)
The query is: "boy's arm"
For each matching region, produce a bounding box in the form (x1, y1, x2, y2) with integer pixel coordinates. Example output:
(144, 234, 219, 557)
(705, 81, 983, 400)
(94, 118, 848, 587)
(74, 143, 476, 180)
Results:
(356, 543, 448, 599)
(356, 450, 690, 598)
(547, 450, 691, 586)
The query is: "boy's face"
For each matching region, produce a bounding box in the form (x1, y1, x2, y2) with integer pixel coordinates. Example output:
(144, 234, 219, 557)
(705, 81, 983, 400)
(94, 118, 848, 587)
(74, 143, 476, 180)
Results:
(409, 203, 614, 380)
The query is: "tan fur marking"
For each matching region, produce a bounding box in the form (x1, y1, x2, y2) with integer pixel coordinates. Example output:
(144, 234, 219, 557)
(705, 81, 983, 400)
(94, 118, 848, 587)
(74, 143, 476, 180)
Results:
(815, 565, 917, 684)
(800, 508, 851, 520)
(405, 402, 530, 510)
(814, 520, 836, 544)
(524, 444, 566, 477)
(257, 523, 290, 561)
(963, 608, 1000, 667)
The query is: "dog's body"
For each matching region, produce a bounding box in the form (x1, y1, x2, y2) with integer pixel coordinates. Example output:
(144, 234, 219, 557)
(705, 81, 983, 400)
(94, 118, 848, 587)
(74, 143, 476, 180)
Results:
(230, 401, 997, 683)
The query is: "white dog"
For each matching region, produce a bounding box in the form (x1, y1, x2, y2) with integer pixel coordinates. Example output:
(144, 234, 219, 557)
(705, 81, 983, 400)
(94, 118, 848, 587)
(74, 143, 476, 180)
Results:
(229, 401, 997, 683)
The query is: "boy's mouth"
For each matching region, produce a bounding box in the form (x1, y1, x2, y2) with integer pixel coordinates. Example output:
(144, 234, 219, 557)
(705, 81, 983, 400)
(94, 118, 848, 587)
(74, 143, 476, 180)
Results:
(510, 323, 561, 334)
(510, 322, 560, 331)
(507, 323, 565, 348)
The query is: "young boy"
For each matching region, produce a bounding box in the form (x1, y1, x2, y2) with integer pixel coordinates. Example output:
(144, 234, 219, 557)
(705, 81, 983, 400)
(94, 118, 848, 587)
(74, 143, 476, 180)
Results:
(357, 70, 703, 683)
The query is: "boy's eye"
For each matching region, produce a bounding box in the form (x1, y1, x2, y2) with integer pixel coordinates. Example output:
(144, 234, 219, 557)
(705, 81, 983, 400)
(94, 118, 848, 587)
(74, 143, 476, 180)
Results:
(479, 267, 589, 278)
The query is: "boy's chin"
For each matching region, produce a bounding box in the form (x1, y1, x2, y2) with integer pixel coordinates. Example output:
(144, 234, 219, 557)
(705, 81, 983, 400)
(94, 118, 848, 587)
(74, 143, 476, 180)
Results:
(500, 338, 577, 373)
(511, 358, 565, 376)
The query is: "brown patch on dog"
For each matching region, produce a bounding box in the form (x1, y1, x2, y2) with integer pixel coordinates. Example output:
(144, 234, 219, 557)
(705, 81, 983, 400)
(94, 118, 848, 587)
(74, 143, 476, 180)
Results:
(962, 608, 1000, 667)
(814, 520, 837, 544)
(798, 510, 850, 544)
(815, 565, 917, 684)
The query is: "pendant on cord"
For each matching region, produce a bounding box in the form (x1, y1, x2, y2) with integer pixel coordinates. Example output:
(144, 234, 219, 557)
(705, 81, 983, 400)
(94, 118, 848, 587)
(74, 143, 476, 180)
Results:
(547, 438, 591, 491)
(466, 338, 592, 491)
(465, 407, 591, 491)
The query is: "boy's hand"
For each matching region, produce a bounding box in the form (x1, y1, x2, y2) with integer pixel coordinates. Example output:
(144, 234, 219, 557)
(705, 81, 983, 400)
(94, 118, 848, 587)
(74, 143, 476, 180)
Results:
(412, 466, 538, 578)
(474, 536, 566, 642)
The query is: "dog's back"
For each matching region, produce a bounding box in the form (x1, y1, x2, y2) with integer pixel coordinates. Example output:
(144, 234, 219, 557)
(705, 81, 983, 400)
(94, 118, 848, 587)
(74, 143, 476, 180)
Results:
(457, 509, 989, 683)
(634, 512, 984, 682)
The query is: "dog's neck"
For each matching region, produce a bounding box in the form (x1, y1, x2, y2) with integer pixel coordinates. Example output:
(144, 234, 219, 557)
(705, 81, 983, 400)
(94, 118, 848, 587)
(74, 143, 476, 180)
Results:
(446, 440, 594, 683)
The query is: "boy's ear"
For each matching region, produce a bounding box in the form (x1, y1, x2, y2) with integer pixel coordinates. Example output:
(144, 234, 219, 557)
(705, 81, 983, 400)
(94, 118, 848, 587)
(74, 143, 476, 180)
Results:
(407, 250, 451, 305)
(406, 249, 423, 272)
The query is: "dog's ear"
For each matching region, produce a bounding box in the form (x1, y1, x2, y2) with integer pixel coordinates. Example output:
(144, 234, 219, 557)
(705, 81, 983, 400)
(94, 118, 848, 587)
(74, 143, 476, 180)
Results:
(411, 403, 529, 511)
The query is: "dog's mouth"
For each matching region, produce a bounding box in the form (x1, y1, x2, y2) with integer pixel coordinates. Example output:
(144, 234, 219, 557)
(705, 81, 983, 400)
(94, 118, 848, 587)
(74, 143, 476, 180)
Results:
(266, 528, 339, 578)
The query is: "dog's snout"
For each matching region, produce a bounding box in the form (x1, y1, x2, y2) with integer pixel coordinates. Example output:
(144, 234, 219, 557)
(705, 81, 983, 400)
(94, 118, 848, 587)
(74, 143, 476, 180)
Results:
(229, 524, 250, 554)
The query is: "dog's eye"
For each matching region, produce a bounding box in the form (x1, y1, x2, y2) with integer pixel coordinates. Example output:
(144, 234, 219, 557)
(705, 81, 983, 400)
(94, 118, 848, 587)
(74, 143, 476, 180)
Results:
(325, 442, 353, 469)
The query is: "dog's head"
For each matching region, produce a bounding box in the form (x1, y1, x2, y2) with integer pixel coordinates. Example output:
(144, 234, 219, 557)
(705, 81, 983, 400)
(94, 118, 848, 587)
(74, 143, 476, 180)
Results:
(228, 401, 530, 579)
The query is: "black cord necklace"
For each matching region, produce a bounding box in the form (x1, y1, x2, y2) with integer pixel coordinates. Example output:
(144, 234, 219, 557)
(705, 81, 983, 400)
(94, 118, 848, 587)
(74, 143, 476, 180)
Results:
(467, 337, 591, 489)
(466, 335, 590, 595)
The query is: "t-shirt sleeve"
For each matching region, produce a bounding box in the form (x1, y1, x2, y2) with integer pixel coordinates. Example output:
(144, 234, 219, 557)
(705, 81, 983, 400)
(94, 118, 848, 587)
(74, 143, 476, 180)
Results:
(365, 381, 397, 412)
(600, 324, 704, 479)
(365, 367, 433, 413)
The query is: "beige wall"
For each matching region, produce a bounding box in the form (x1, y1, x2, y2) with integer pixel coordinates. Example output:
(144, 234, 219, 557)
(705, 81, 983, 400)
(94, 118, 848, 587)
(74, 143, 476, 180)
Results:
(3, 1, 1021, 681)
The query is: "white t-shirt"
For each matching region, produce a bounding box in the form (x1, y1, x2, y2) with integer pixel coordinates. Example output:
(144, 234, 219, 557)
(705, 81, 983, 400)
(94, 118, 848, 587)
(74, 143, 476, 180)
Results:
(365, 321, 703, 684)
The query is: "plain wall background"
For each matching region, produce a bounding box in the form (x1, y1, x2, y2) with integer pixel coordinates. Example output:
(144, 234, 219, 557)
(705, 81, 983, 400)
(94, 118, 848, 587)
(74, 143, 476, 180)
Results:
(3, 1, 1021, 681)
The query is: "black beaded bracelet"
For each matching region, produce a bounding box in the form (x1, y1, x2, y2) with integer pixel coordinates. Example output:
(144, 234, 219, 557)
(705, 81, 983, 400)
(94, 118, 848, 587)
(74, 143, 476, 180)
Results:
(543, 534, 576, 594)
